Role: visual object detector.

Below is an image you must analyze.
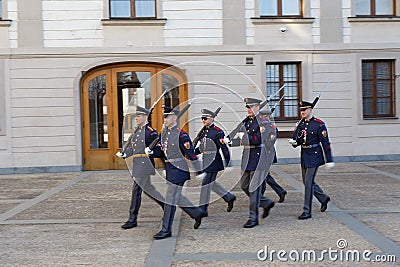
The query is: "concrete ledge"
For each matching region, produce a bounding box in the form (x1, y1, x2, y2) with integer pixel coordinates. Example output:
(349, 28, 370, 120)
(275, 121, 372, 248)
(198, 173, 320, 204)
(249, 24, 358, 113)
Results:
(0, 165, 82, 175)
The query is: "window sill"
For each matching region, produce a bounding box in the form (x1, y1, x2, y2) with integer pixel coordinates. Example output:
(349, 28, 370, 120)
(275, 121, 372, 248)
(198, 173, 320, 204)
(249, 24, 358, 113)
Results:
(0, 19, 12, 27)
(251, 17, 314, 25)
(101, 18, 167, 26)
(363, 116, 398, 120)
(348, 16, 400, 22)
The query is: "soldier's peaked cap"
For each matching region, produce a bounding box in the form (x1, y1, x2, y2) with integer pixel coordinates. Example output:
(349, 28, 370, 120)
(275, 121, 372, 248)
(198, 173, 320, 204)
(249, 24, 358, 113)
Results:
(163, 106, 180, 116)
(259, 107, 272, 115)
(244, 97, 262, 107)
(201, 108, 216, 118)
(135, 105, 150, 115)
(299, 100, 314, 110)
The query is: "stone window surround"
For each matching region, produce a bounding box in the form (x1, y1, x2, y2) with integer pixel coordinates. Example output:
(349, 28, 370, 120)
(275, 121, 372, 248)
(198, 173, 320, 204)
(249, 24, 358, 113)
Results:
(0, 60, 5, 135)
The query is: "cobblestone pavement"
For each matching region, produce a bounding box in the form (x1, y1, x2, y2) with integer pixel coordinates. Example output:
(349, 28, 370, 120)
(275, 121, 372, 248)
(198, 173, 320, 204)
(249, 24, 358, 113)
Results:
(1, 162, 399, 266)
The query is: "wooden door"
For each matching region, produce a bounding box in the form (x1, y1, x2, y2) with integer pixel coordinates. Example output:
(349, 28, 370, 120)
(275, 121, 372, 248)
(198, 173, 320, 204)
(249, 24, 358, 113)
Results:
(81, 64, 188, 170)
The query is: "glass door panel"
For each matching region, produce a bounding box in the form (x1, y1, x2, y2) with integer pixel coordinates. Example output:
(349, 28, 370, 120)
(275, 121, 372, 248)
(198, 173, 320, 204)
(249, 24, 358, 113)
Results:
(88, 75, 108, 149)
(117, 71, 152, 147)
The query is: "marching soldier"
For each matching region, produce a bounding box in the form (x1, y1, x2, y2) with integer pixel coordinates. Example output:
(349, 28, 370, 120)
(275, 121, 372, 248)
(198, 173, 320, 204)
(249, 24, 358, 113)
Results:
(148, 106, 206, 240)
(229, 98, 276, 228)
(259, 109, 287, 203)
(289, 101, 334, 220)
(116, 106, 165, 229)
(195, 108, 236, 216)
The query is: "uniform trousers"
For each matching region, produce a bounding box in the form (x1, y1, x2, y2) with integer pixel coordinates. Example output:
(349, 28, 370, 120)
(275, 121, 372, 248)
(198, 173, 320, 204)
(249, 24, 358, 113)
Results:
(199, 172, 235, 213)
(260, 172, 286, 196)
(129, 176, 165, 222)
(241, 169, 274, 221)
(301, 166, 329, 215)
(161, 181, 204, 233)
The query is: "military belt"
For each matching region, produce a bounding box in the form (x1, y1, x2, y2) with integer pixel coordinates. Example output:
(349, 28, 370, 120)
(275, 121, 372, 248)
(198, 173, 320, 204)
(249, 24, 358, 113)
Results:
(244, 144, 265, 149)
(203, 151, 217, 155)
(165, 158, 185, 163)
(302, 144, 320, 149)
(132, 154, 148, 158)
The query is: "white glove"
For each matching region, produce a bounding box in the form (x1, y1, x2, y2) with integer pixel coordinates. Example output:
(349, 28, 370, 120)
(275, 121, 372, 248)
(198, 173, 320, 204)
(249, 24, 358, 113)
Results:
(237, 132, 245, 139)
(325, 162, 335, 169)
(116, 152, 127, 158)
(225, 167, 235, 172)
(195, 172, 207, 180)
(288, 139, 297, 146)
(144, 147, 153, 155)
(223, 136, 232, 145)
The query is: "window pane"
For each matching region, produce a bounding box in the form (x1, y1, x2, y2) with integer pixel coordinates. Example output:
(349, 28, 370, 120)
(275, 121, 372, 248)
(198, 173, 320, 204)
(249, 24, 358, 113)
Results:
(162, 74, 180, 108)
(0, 0, 2, 18)
(376, 0, 393, 15)
(89, 75, 108, 149)
(377, 98, 390, 114)
(260, 0, 278, 16)
(376, 62, 390, 79)
(136, 0, 156, 17)
(117, 71, 152, 146)
(356, 0, 371, 15)
(284, 100, 298, 117)
(110, 0, 131, 18)
(282, 0, 300, 15)
(363, 98, 373, 116)
(362, 62, 373, 79)
(362, 81, 373, 97)
(376, 81, 390, 97)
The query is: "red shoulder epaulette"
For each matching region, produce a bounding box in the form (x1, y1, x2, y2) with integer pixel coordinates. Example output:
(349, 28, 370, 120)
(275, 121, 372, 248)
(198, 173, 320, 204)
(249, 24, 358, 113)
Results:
(314, 118, 325, 126)
(147, 125, 155, 131)
(213, 125, 221, 131)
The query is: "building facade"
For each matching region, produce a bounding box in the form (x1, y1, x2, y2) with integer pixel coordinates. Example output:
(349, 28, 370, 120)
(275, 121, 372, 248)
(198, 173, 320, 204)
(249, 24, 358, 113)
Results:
(0, 0, 399, 173)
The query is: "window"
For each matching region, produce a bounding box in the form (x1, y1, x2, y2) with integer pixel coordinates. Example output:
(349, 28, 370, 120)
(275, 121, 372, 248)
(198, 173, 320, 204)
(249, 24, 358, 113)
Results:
(260, 0, 302, 17)
(110, 0, 156, 18)
(266, 62, 302, 120)
(356, 0, 395, 16)
(362, 60, 396, 118)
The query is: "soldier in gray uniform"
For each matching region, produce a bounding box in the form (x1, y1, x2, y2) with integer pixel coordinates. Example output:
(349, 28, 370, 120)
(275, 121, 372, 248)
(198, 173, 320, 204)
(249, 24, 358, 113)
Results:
(116, 106, 165, 229)
(149, 106, 206, 240)
(228, 98, 276, 228)
(259, 109, 287, 203)
(194, 108, 236, 216)
(289, 101, 334, 219)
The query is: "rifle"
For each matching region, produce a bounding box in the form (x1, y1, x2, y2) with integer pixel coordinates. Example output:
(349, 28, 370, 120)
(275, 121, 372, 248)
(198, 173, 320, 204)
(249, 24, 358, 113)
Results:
(292, 81, 330, 142)
(270, 94, 285, 114)
(227, 84, 286, 140)
(147, 102, 192, 150)
(192, 106, 222, 148)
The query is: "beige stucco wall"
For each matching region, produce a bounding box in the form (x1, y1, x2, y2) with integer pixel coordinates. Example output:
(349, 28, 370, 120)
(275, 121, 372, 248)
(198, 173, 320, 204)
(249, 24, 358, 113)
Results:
(1, 1, 400, 171)
(1, 44, 399, 170)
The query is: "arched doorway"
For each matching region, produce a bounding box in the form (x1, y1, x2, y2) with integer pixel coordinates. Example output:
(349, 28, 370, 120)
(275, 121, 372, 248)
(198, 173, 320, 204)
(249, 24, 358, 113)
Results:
(81, 63, 188, 170)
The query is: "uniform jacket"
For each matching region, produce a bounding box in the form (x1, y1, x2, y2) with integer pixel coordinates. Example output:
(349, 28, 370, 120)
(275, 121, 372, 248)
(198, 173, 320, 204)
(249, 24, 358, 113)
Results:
(195, 124, 230, 173)
(240, 114, 277, 171)
(292, 117, 333, 168)
(156, 125, 200, 184)
(122, 123, 159, 177)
